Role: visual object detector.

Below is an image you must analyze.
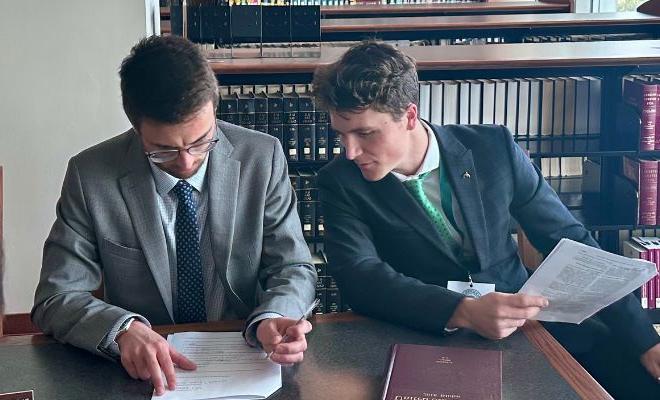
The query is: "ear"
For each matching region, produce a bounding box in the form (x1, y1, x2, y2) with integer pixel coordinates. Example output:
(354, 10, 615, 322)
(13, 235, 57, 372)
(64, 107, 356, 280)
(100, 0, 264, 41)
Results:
(405, 103, 418, 130)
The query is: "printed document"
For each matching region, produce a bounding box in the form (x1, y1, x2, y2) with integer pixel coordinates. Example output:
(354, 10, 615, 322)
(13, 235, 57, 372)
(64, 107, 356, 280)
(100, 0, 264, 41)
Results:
(519, 238, 656, 323)
(156, 331, 281, 400)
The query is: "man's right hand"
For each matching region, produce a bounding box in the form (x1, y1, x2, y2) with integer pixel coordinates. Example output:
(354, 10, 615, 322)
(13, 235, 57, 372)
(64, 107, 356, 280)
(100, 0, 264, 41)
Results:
(116, 321, 196, 396)
(446, 292, 549, 340)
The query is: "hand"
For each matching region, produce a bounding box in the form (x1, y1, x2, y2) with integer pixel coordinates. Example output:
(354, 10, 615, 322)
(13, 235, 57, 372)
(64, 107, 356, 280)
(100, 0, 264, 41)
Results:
(641, 343, 660, 382)
(447, 292, 548, 340)
(256, 317, 312, 365)
(116, 321, 196, 396)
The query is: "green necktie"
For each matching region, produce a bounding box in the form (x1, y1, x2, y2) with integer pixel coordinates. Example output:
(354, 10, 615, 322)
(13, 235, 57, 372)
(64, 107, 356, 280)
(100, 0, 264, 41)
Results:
(404, 172, 461, 253)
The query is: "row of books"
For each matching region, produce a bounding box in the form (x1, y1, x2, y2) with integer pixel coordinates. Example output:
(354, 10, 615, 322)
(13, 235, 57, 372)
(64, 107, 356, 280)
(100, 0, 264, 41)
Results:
(312, 253, 350, 314)
(218, 85, 342, 161)
(418, 77, 602, 137)
(418, 33, 650, 47)
(171, 3, 321, 45)
(624, 74, 660, 151)
(290, 168, 325, 239)
(623, 237, 660, 310)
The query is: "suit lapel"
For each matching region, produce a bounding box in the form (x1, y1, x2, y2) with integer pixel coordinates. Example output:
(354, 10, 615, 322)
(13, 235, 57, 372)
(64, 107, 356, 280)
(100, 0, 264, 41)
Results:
(206, 128, 250, 316)
(119, 132, 174, 321)
(434, 125, 490, 270)
(371, 169, 455, 260)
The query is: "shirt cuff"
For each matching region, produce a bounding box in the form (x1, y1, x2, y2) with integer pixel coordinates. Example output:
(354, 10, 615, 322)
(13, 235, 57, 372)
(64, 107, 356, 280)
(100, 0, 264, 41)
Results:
(243, 312, 284, 348)
(97, 314, 150, 360)
(444, 327, 459, 334)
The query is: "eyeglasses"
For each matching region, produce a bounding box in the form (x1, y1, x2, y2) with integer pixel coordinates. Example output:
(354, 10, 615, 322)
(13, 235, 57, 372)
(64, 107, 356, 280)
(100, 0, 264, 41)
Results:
(144, 131, 220, 164)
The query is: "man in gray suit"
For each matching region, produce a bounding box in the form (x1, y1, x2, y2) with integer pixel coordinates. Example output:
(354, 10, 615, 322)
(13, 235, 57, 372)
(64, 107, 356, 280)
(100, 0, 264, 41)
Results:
(32, 36, 316, 396)
(314, 41, 660, 399)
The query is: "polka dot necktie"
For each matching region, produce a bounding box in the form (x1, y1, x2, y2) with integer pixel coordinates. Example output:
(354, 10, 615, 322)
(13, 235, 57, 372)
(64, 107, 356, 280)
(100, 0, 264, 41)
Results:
(403, 172, 461, 254)
(173, 180, 207, 324)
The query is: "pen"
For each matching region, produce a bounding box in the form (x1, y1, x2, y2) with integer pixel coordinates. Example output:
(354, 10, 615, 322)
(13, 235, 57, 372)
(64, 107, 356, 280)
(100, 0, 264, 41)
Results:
(267, 298, 320, 359)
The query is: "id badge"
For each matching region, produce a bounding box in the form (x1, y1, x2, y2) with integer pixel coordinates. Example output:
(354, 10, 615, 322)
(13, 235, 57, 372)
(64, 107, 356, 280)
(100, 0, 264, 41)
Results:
(447, 281, 495, 298)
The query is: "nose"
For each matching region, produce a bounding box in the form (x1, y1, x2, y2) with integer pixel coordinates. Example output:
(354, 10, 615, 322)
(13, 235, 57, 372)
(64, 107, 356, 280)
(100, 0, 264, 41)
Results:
(342, 135, 362, 161)
(177, 151, 197, 171)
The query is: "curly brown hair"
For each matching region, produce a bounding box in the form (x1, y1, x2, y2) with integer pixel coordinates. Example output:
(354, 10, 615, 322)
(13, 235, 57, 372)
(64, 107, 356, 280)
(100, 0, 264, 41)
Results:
(312, 40, 419, 119)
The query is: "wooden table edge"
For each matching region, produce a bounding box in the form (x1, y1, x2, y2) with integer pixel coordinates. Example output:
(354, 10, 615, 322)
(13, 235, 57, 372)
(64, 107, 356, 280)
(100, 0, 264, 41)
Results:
(521, 320, 614, 400)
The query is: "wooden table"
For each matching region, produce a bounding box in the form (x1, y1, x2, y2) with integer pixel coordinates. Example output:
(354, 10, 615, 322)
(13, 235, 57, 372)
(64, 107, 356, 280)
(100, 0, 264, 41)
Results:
(0, 313, 610, 399)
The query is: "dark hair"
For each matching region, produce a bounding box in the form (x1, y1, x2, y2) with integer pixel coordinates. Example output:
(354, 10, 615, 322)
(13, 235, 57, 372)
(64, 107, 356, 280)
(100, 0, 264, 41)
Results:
(119, 35, 219, 128)
(312, 40, 419, 119)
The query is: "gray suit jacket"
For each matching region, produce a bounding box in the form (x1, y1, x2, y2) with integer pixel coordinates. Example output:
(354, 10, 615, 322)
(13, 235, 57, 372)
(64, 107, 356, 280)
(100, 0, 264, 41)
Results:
(32, 121, 316, 356)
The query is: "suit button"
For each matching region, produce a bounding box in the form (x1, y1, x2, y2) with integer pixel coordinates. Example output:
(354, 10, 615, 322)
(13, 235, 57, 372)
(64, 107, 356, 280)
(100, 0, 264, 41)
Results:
(462, 171, 471, 179)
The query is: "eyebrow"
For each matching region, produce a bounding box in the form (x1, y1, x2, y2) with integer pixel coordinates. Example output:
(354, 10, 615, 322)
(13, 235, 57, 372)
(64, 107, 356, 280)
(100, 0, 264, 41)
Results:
(149, 123, 214, 149)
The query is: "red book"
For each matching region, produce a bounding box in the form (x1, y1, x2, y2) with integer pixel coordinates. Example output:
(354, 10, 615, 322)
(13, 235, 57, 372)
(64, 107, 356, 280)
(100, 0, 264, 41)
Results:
(622, 157, 658, 225)
(623, 78, 657, 151)
(381, 344, 502, 400)
(632, 237, 660, 309)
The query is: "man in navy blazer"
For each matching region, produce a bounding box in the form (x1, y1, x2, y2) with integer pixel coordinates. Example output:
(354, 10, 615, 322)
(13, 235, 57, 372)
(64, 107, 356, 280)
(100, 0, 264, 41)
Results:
(314, 41, 660, 399)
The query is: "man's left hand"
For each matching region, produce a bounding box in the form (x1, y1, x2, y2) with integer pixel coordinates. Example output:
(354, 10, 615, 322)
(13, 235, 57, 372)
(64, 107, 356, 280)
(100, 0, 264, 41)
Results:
(256, 317, 312, 365)
(640, 342, 660, 382)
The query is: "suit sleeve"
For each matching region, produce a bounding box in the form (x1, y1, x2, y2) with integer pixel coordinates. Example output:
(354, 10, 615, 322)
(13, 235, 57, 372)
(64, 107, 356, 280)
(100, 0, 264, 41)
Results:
(318, 166, 465, 335)
(504, 125, 660, 357)
(32, 158, 147, 358)
(245, 140, 317, 330)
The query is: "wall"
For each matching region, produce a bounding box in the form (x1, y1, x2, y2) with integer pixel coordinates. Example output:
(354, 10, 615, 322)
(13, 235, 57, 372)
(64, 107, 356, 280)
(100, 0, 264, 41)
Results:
(0, 1, 150, 313)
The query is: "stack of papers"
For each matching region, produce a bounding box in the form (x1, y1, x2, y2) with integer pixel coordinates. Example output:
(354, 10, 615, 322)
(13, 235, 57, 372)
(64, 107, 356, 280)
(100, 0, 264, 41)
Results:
(519, 238, 657, 324)
(156, 332, 281, 400)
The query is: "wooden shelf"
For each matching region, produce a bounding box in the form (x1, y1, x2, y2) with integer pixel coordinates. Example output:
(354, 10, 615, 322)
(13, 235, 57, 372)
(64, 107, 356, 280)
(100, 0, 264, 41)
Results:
(208, 40, 660, 75)
(321, 11, 660, 38)
(320, 1, 570, 17)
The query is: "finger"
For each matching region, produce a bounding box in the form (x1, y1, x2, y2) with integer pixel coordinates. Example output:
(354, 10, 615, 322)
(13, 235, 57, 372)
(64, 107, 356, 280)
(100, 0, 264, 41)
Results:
(275, 336, 308, 355)
(134, 358, 152, 381)
(121, 356, 140, 380)
(157, 347, 177, 391)
(285, 320, 312, 339)
(501, 306, 543, 320)
(259, 321, 284, 348)
(510, 294, 549, 308)
(147, 355, 166, 396)
(171, 348, 197, 371)
(270, 351, 304, 365)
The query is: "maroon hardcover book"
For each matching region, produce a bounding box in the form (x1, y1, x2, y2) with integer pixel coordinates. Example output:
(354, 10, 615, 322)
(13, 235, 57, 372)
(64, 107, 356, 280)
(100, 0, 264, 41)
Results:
(622, 157, 658, 226)
(623, 78, 657, 151)
(381, 344, 502, 400)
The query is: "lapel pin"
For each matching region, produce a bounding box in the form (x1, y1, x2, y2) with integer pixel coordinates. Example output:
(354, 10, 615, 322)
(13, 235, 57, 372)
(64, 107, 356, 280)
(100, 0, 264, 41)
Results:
(462, 171, 471, 179)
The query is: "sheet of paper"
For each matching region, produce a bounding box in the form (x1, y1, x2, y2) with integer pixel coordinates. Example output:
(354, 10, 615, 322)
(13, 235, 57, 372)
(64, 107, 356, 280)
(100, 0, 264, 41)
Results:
(156, 332, 281, 400)
(518, 238, 656, 324)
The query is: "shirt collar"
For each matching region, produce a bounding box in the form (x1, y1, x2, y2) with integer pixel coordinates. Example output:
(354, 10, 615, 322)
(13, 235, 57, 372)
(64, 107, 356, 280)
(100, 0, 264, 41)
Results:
(391, 120, 440, 182)
(149, 154, 209, 196)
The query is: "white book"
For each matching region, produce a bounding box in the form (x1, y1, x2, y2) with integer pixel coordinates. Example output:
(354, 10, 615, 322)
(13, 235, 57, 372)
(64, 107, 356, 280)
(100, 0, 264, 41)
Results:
(494, 79, 507, 125)
(505, 79, 519, 134)
(282, 84, 295, 94)
(458, 80, 471, 124)
(563, 78, 576, 136)
(430, 81, 443, 126)
(541, 158, 552, 177)
(442, 80, 459, 125)
(517, 79, 530, 136)
(551, 78, 565, 136)
(419, 81, 431, 121)
(586, 77, 601, 134)
(528, 78, 541, 137)
(481, 79, 496, 124)
(267, 84, 282, 94)
(220, 86, 230, 96)
(562, 157, 584, 176)
(540, 78, 554, 136)
(469, 80, 482, 125)
(254, 85, 267, 95)
(573, 77, 590, 135)
(229, 85, 243, 95)
(242, 85, 256, 95)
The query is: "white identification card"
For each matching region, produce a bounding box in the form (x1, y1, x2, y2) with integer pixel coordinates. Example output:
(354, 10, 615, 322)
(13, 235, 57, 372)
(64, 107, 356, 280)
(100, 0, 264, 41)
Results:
(447, 281, 495, 298)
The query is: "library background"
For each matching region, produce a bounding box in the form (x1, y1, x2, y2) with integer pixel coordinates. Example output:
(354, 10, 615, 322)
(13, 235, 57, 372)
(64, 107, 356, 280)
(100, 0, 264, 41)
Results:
(155, 0, 660, 324)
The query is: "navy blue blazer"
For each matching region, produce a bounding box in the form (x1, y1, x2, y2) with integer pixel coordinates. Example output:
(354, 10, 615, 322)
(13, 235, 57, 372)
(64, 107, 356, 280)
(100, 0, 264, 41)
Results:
(318, 123, 659, 357)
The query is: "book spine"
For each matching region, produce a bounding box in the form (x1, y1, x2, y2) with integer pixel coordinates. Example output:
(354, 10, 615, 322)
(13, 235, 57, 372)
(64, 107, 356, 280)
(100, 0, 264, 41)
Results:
(639, 160, 658, 226)
(624, 80, 657, 151)
(650, 249, 656, 310)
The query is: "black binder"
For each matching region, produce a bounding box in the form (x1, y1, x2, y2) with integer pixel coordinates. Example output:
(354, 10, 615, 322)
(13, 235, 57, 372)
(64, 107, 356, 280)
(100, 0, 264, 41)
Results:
(290, 6, 320, 43)
(262, 6, 291, 44)
(231, 5, 262, 44)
